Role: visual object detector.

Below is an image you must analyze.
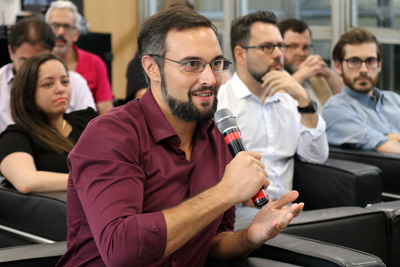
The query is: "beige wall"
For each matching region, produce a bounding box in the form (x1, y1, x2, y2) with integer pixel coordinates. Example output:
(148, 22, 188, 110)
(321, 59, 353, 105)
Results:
(84, 0, 138, 99)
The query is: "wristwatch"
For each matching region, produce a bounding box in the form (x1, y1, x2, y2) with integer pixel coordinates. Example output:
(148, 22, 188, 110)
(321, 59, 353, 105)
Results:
(297, 100, 317, 113)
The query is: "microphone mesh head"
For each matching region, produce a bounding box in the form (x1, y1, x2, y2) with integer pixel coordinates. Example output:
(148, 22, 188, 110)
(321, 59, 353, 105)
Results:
(214, 108, 237, 133)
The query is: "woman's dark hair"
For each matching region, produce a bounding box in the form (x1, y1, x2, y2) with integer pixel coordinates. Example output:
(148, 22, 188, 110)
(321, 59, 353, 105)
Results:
(10, 53, 74, 154)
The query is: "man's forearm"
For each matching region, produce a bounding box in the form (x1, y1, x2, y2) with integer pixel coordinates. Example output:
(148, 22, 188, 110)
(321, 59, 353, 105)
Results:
(209, 230, 259, 260)
(300, 112, 319, 128)
(162, 184, 234, 257)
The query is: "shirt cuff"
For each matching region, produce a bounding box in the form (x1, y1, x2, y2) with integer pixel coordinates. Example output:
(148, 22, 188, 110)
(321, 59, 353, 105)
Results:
(299, 114, 326, 138)
(368, 135, 389, 151)
(136, 211, 167, 259)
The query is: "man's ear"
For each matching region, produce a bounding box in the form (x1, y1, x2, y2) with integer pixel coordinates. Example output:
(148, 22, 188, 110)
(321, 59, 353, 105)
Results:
(234, 45, 246, 66)
(333, 60, 343, 75)
(8, 45, 14, 62)
(142, 55, 161, 83)
(377, 58, 382, 73)
(73, 29, 80, 42)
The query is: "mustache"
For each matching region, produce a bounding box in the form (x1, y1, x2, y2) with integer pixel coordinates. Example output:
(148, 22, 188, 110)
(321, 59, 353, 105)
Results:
(355, 75, 372, 82)
(56, 36, 67, 43)
(191, 86, 217, 95)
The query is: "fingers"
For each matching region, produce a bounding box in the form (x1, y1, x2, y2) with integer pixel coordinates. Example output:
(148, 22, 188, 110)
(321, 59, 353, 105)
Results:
(269, 191, 299, 211)
(303, 55, 324, 66)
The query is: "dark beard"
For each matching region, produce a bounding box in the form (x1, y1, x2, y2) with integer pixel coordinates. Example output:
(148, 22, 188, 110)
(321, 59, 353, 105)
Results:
(249, 58, 282, 83)
(341, 67, 378, 94)
(283, 63, 296, 74)
(160, 71, 218, 123)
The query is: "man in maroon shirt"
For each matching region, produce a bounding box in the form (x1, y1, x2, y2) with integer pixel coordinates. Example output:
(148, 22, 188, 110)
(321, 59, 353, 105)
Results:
(57, 7, 303, 267)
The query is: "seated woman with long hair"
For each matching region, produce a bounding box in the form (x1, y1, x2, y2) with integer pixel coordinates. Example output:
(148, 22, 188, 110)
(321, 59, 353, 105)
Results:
(0, 53, 98, 193)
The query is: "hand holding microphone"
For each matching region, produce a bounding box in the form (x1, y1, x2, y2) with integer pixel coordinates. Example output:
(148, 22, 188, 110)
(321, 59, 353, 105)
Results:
(215, 108, 269, 207)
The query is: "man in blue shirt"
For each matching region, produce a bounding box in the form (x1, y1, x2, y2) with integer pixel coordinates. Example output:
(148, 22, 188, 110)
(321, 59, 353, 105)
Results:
(323, 28, 400, 153)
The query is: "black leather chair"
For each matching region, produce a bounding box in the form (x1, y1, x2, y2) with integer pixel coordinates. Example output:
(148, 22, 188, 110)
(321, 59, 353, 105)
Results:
(236, 207, 390, 266)
(0, 179, 67, 248)
(329, 146, 400, 200)
(293, 156, 382, 210)
(367, 200, 400, 267)
(0, 155, 385, 266)
(0, 235, 386, 267)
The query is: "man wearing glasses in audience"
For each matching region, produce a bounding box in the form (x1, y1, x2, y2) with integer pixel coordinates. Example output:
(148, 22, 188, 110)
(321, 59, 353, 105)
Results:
(279, 19, 343, 114)
(217, 11, 328, 221)
(45, 0, 114, 114)
(323, 28, 400, 154)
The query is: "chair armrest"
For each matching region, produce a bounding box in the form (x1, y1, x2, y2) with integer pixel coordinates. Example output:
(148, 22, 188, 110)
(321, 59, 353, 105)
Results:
(248, 234, 386, 267)
(0, 180, 67, 243)
(0, 241, 66, 267)
(293, 157, 382, 210)
(329, 146, 400, 199)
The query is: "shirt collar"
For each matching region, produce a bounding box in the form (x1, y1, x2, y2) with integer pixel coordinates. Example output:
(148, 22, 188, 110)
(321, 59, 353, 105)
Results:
(230, 72, 252, 100)
(139, 89, 214, 144)
(5, 63, 15, 85)
(73, 44, 81, 61)
(231, 72, 281, 104)
(342, 85, 384, 105)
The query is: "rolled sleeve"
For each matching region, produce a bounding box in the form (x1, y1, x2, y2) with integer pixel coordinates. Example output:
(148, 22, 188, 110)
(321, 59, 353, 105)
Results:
(297, 114, 329, 163)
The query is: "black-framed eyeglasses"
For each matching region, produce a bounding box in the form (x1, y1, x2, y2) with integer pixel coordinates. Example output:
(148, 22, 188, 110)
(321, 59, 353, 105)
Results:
(343, 57, 380, 70)
(241, 43, 288, 54)
(150, 55, 232, 73)
(49, 23, 76, 31)
(287, 44, 315, 54)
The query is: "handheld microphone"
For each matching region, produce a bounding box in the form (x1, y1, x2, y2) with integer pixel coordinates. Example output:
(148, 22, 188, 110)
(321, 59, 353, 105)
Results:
(214, 108, 269, 207)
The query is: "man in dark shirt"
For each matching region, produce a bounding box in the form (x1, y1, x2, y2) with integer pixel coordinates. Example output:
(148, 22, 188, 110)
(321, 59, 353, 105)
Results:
(57, 7, 303, 267)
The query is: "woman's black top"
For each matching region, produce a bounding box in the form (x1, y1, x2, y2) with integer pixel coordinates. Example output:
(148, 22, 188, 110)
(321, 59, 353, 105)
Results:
(0, 108, 98, 173)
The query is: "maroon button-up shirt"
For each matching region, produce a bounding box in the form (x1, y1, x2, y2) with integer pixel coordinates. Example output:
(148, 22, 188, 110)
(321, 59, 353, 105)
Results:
(56, 91, 235, 267)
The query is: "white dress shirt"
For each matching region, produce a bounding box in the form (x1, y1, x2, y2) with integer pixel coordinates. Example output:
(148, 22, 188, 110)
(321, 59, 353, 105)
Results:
(0, 63, 97, 133)
(217, 72, 329, 201)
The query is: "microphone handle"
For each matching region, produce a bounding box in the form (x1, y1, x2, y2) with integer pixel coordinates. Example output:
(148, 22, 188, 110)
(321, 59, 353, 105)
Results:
(224, 130, 269, 208)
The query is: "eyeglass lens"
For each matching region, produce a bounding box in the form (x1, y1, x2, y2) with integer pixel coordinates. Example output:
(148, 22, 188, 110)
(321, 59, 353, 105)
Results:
(185, 60, 230, 72)
(345, 57, 379, 69)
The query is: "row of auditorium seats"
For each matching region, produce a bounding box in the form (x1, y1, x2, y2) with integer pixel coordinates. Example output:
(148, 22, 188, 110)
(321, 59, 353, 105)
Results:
(0, 152, 398, 266)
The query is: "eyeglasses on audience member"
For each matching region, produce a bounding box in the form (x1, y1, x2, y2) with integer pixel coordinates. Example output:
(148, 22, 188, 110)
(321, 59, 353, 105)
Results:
(343, 57, 380, 69)
(150, 55, 232, 73)
(286, 44, 315, 54)
(49, 23, 76, 31)
(241, 43, 289, 54)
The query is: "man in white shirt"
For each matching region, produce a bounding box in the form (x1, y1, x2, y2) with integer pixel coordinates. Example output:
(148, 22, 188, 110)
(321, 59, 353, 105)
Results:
(218, 11, 328, 221)
(0, 17, 96, 133)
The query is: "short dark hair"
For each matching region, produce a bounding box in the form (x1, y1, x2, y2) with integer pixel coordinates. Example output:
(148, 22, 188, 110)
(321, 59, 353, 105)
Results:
(162, 0, 194, 10)
(278, 18, 311, 38)
(332, 27, 382, 62)
(138, 6, 217, 86)
(230, 11, 278, 61)
(8, 16, 55, 53)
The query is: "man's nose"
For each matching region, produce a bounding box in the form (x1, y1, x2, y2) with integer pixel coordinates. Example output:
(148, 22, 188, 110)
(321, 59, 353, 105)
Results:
(198, 64, 216, 86)
(271, 46, 283, 58)
(359, 61, 369, 72)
